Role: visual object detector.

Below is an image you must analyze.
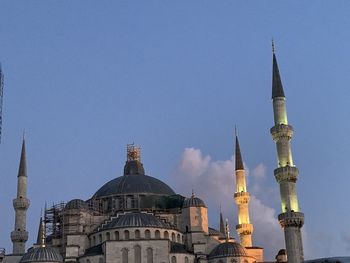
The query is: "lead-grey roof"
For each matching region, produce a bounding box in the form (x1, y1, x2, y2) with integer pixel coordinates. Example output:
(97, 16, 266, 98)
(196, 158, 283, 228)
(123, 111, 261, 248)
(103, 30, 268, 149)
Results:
(20, 247, 63, 263)
(99, 212, 172, 231)
(170, 242, 188, 254)
(208, 242, 247, 259)
(182, 196, 206, 208)
(94, 174, 175, 198)
(65, 199, 88, 210)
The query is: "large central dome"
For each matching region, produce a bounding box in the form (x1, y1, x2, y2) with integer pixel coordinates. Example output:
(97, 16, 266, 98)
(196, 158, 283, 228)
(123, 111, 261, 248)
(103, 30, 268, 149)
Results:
(94, 174, 175, 198)
(93, 144, 175, 198)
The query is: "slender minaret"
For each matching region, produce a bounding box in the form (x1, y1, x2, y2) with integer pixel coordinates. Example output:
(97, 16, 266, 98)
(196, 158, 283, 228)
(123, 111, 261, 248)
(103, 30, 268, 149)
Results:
(270, 42, 304, 263)
(36, 216, 46, 247)
(11, 138, 30, 255)
(219, 206, 225, 236)
(233, 131, 253, 247)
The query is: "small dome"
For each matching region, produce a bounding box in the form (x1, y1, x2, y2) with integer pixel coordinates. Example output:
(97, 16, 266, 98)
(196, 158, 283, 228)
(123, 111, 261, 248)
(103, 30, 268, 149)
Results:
(182, 195, 206, 208)
(208, 242, 247, 259)
(65, 199, 88, 210)
(99, 212, 172, 231)
(20, 247, 63, 263)
(277, 249, 287, 256)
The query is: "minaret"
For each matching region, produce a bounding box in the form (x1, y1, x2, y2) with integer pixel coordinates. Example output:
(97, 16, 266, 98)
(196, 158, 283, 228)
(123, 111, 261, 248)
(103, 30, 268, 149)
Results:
(11, 138, 30, 255)
(219, 206, 225, 236)
(270, 42, 304, 263)
(233, 132, 253, 247)
(36, 216, 46, 247)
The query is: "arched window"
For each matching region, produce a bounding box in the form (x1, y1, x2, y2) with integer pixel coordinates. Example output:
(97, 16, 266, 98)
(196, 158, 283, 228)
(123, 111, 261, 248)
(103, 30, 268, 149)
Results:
(145, 229, 151, 239)
(106, 232, 110, 241)
(122, 248, 128, 263)
(164, 231, 169, 239)
(171, 256, 177, 263)
(99, 234, 102, 243)
(93, 236, 96, 245)
(155, 230, 160, 239)
(185, 257, 189, 263)
(134, 245, 141, 263)
(244, 260, 249, 263)
(147, 247, 153, 263)
(124, 230, 129, 240)
(87, 259, 90, 263)
(114, 231, 119, 240)
(135, 230, 140, 239)
(177, 234, 180, 242)
(171, 232, 176, 242)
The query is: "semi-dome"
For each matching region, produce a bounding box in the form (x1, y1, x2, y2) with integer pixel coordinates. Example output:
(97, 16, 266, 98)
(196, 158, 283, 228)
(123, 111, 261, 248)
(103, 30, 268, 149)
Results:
(65, 199, 88, 210)
(94, 174, 175, 198)
(208, 242, 247, 259)
(99, 212, 172, 231)
(182, 195, 206, 208)
(20, 247, 63, 263)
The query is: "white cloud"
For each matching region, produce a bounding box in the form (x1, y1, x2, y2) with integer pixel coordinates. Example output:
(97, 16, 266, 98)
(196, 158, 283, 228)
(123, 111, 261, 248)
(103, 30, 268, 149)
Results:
(171, 147, 284, 260)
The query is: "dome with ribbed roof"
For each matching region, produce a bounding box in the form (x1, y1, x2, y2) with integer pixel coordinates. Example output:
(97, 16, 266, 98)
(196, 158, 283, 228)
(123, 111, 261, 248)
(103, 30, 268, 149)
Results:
(182, 195, 206, 208)
(208, 242, 247, 259)
(65, 199, 88, 210)
(20, 247, 63, 263)
(99, 212, 172, 231)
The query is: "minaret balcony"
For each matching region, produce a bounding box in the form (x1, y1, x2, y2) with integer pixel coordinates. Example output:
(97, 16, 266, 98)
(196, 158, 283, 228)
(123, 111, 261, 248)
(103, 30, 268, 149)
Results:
(278, 211, 304, 228)
(13, 198, 30, 210)
(11, 230, 28, 242)
(236, 223, 253, 235)
(274, 166, 298, 183)
(270, 124, 293, 141)
(234, 192, 250, 204)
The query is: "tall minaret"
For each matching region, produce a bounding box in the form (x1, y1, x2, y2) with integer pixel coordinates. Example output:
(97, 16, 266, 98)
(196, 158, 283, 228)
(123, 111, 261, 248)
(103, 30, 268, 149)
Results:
(270, 42, 304, 263)
(234, 132, 253, 247)
(219, 206, 225, 236)
(11, 138, 30, 255)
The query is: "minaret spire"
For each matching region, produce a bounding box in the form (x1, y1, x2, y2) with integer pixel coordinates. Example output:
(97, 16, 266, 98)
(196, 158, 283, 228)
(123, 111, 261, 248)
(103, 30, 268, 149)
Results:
(270, 45, 304, 263)
(272, 41, 285, 99)
(11, 137, 30, 255)
(219, 205, 225, 235)
(36, 215, 46, 247)
(233, 131, 253, 247)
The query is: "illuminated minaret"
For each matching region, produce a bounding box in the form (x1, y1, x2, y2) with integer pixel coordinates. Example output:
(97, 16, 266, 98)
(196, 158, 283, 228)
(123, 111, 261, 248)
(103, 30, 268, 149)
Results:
(270, 42, 304, 263)
(234, 132, 253, 247)
(11, 138, 30, 255)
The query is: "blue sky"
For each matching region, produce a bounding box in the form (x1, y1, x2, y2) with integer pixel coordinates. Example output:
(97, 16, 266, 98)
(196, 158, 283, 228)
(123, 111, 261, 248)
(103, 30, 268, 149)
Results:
(1, 1, 350, 260)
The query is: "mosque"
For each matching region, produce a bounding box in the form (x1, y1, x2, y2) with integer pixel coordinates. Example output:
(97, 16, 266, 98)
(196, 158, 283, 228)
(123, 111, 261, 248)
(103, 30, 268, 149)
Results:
(0, 48, 320, 263)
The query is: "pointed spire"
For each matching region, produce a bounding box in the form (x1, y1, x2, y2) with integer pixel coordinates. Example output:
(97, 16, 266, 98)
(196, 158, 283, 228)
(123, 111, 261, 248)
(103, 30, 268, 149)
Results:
(272, 40, 285, 99)
(18, 137, 27, 177)
(36, 216, 46, 247)
(219, 206, 225, 235)
(235, 128, 244, 171)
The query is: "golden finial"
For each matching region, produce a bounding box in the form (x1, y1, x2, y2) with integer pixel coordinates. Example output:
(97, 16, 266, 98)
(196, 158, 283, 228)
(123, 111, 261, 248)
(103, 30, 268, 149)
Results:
(272, 38, 275, 54)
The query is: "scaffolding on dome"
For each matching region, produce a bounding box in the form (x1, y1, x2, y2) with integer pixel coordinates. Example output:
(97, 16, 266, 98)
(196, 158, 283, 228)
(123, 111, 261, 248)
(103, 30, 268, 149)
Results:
(45, 202, 65, 239)
(126, 143, 141, 161)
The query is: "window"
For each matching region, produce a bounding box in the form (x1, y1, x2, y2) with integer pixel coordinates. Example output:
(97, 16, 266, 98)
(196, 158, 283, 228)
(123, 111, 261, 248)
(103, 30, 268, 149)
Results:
(155, 230, 160, 239)
(185, 257, 189, 263)
(145, 229, 151, 239)
(171, 256, 176, 263)
(171, 233, 176, 242)
(177, 234, 181, 242)
(106, 232, 110, 241)
(87, 260, 90, 263)
(93, 236, 96, 245)
(124, 230, 130, 240)
(134, 245, 141, 263)
(115, 231, 119, 240)
(99, 234, 102, 243)
(135, 230, 140, 239)
(122, 248, 128, 263)
(147, 248, 153, 263)
(164, 231, 169, 239)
